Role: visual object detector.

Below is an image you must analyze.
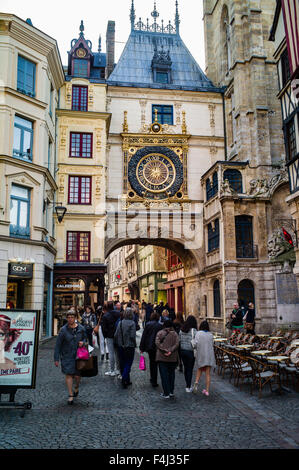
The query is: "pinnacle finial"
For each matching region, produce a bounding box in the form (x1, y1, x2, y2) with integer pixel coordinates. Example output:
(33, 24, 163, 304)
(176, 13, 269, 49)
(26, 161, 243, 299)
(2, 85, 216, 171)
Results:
(175, 1, 180, 34)
(79, 20, 84, 37)
(130, 0, 136, 31)
(98, 35, 102, 52)
(151, 1, 159, 19)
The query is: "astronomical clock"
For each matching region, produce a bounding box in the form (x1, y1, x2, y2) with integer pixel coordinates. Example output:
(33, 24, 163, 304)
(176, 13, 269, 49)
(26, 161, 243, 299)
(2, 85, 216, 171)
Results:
(121, 110, 190, 208)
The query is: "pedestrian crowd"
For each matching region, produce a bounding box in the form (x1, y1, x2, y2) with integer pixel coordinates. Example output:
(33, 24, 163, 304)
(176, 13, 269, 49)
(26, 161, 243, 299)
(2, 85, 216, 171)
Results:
(54, 299, 256, 404)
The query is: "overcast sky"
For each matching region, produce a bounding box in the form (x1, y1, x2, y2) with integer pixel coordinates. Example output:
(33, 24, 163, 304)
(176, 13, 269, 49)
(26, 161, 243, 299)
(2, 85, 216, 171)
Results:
(1, 0, 206, 70)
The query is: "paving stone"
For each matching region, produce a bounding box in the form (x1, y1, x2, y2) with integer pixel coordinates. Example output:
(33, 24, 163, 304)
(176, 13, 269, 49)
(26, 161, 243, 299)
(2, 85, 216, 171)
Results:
(0, 336, 298, 449)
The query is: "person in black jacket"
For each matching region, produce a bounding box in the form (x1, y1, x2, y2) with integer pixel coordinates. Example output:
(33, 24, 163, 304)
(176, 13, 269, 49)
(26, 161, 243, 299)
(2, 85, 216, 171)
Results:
(101, 301, 121, 376)
(139, 312, 163, 387)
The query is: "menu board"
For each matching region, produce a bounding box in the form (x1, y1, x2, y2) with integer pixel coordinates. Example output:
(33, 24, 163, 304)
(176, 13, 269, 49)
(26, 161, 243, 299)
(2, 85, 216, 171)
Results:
(0, 310, 40, 389)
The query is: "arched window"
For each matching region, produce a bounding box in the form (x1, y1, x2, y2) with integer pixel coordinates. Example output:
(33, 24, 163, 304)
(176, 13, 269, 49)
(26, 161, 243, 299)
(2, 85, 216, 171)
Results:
(213, 280, 221, 317)
(208, 219, 219, 252)
(235, 215, 254, 258)
(238, 279, 255, 310)
(221, 5, 231, 75)
(223, 169, 243, 193)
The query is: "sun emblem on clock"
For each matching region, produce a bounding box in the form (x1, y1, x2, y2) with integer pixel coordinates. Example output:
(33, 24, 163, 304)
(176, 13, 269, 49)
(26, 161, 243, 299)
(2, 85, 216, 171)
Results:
(143, 159, 169, 185)
(128, 146, 183, 199)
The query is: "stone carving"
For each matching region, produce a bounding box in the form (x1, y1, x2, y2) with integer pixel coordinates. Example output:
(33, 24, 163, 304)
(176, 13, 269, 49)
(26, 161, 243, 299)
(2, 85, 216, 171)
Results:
(248, 163, 288, 198)
(267, 228, 294, 260)
(249, 178, 270, 197)
(220, 179, 235, 196)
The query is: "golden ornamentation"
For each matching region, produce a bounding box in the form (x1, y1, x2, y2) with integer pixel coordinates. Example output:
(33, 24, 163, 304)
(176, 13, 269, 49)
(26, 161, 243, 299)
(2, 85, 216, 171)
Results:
(123, 111, 129, 133)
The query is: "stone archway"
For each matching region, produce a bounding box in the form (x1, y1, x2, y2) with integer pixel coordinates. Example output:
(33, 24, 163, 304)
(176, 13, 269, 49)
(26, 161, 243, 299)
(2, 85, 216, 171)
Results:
(105, 233, 202, 317)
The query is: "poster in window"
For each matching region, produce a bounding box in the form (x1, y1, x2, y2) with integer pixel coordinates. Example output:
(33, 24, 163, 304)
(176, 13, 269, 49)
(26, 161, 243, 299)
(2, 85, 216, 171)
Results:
(0, 309, 40, 388)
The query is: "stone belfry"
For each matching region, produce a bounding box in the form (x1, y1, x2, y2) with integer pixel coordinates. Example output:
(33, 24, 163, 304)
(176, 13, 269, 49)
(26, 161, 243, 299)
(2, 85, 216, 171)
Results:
(203, 0, 284, 167)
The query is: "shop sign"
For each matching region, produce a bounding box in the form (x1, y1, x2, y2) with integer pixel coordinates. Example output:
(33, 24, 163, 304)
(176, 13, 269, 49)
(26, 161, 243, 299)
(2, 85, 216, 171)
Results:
(0, 309, 40, 388)
(8, 263, 33, 279)
(54, 278, 85, 290)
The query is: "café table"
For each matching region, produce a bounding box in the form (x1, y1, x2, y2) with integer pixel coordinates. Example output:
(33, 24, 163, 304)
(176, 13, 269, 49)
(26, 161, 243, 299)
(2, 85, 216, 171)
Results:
(214, 338, 227, 342)
(266, 356, 291, 394)
(235, 344, 254, 350)
(256, 334, 269, 337)
(268, 336, 283, 340)
(251, 350, 272, 355)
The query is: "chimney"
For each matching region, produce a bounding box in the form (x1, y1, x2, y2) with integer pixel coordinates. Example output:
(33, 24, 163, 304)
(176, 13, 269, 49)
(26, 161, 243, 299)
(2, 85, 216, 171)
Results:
(106, 21, 115, 78)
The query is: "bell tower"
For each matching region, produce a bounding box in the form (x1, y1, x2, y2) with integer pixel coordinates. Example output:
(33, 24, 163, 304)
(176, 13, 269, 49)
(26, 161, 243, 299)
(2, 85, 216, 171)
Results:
(203, 0, 284, 167)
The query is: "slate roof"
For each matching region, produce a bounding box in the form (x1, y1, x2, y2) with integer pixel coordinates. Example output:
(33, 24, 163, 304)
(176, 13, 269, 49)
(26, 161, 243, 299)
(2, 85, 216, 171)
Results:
(107, 29, 220, 92)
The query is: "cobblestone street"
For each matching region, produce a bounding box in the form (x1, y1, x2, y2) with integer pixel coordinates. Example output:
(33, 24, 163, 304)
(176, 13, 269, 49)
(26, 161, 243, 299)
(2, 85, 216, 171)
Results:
(0, 332, 299, 450)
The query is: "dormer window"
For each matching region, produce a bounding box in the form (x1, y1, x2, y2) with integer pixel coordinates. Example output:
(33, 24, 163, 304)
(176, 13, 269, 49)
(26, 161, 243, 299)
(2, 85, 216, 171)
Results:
(73, 58, 89, 77)
(152, 46, 172, 85)
(69, 21, 93, 78)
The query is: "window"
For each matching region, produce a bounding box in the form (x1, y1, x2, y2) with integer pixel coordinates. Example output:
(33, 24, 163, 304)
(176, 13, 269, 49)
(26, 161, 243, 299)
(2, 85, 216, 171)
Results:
(235, 215, 254, 258)
(70, 132, 92, 158)
(17, 56, 36, 97)
(68, 176, 92, 204)
(152, 105, 173, 125)
(238, 279, 255, 310)
(206, 172, 218, 201)
(281, 48, 291, 88)
(213, 280, 221, 317)
(66, 231, 90, 262)
(72, 85, 88, 111)
(13, 116, 33, 161)
(156, 72, 169, 84)
(10, 184, 30, 238)
(223, 169, 243, 193)
(73, 59, 89, 77)
(285, 118, 297, 162)
(208, 219, 219, 252)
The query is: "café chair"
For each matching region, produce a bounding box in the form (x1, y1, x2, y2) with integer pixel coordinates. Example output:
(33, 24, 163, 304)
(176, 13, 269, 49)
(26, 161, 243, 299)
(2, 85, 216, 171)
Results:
(248, 357, 279, 398)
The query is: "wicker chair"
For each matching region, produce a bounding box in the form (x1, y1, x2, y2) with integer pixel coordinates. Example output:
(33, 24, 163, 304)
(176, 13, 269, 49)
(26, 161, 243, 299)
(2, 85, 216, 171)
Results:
(248, 357, 279, 398)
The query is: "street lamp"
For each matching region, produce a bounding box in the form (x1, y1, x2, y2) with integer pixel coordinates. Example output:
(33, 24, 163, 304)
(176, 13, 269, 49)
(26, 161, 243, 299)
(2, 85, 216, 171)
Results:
(44, 200, 67, 223)
(54, 202, 67, 223)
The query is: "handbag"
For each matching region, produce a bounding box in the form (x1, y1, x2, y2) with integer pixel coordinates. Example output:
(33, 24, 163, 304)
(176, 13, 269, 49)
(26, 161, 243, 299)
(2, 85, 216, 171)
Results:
(80, 355, 98, 377)
(245, 322, 254, 330)
(92, 331, 100, 349)
(139, 354, 146, 371)
(76, 346, 89, 360)
(76, 355, 93, 371)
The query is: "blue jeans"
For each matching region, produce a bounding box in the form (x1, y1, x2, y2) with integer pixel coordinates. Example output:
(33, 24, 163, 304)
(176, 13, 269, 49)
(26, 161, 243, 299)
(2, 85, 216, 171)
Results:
(118, 346, 135, 384)
(158, 362, 177, 396)
(180, 349, 195, 388)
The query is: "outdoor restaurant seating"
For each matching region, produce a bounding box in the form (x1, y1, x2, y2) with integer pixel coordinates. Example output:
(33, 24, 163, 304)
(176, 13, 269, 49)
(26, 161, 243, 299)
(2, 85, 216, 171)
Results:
(213, 327, 299, 397)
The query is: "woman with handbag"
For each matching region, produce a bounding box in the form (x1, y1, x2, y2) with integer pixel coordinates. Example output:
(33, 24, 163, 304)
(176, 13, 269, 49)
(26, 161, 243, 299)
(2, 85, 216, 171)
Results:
(243, 302, 256, 334)
(54, 310, 88, 405)
(179, 315, 198, 393)
(114, 308, 137, 389)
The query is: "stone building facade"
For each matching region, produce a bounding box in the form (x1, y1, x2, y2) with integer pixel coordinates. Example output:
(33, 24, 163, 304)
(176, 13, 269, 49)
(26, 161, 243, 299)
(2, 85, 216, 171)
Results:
(0, 14, 64, 337)
(201, 0, 298, 331)
(53, 23, 111, 322)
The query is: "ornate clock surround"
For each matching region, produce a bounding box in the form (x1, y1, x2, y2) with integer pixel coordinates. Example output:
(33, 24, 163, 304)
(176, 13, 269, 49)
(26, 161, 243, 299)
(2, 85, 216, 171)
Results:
(121, 111, 190, 208)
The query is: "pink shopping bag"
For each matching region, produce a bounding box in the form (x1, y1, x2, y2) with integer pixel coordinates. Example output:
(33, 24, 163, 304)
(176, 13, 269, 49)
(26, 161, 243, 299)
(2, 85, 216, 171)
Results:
(139, 354, 146, 371)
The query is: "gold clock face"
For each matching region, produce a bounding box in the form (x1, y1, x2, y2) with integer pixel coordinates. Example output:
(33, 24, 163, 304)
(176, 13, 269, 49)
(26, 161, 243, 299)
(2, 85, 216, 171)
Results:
(76, 48, 87, 58)
(136, 154, 176, 193)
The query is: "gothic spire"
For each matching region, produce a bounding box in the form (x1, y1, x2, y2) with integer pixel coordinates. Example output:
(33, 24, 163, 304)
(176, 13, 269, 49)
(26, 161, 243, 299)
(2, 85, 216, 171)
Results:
(130, 0, 136, 31)
(175, 1, 180, 34)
